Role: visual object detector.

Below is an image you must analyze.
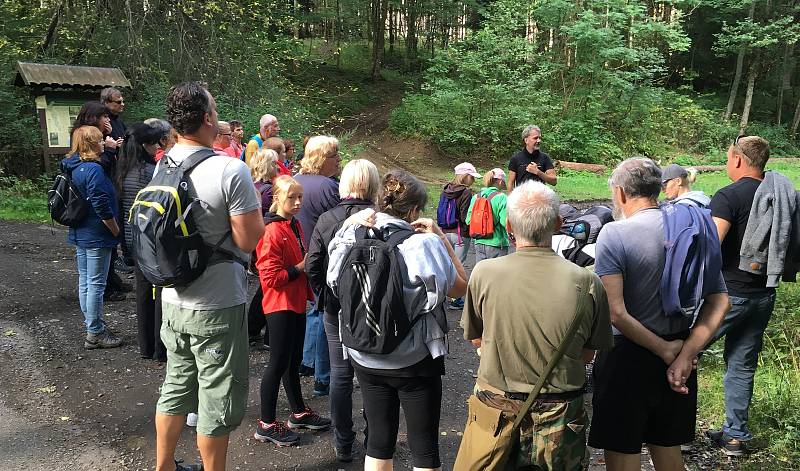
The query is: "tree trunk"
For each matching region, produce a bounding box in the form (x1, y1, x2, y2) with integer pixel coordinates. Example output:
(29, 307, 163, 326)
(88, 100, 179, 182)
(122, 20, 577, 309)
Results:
(776, 43, 793, 124)
(388, 5, 395, 54)
(293, 0, 299, 39)
(790, 93, 800, 138)
(739, 60, 758, 132)
(406, 0, 418, 71)
(38, 1, 64, 57)
(370, 0, 387, 80)
(724, 2, 756, 121)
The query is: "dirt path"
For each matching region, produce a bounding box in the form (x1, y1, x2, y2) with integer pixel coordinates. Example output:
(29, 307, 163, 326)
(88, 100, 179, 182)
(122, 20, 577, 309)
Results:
(0, 221, 738, 470)
(0, 220, 480, 470)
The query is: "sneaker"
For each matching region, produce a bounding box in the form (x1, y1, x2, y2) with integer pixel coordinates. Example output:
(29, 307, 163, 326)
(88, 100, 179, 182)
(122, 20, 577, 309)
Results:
(174, 459, 203, 471)
(313, 381, 329, 397)
(85, 330, 123, 349)
(186, 412, 198, 427)
(299, 364, 314, 377)
(335, 444, 355, 463)
(254, 419, 299, 446)
(114, 258, 134, 274)
(103, 290, 126, 302)
(287, 407, 331, 430)
(706, 429, 745, 456)
(448, 298, 465, 309)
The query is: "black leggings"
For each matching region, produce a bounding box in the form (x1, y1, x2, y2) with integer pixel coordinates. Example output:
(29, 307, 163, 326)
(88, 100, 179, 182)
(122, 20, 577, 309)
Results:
(356, 369, 443, 468)
(260, 310, 306, 423)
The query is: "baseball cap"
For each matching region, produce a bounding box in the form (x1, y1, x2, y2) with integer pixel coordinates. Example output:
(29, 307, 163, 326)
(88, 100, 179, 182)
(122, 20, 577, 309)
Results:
(489, 168, 506, 181)
(454, 162, 482, 178)
(661, 164, 688, 184)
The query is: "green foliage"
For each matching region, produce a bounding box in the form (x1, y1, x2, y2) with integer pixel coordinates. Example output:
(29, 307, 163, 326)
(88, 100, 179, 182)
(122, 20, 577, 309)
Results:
(0, 173, 49, 222)
(389, 0, 748, 163)
(700, 283, 800, 467)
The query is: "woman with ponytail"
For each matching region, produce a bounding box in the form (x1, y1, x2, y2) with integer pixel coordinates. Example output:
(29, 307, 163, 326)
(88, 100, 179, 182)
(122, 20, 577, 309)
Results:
(327, 170, 468, 471)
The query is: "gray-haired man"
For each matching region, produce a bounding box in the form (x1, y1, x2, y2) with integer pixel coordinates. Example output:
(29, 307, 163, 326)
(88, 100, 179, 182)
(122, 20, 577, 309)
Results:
(457, 181, 612, 469)
(588, 157, 730, 471)
(508, 125, 557, 190)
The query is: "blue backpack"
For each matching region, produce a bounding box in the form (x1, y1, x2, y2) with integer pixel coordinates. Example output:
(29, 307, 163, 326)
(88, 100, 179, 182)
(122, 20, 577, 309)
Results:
(436, 192, 459, 229)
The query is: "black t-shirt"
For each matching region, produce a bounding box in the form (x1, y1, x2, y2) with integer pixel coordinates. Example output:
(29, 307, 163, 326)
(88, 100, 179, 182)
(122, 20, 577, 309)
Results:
(708, 177, 775, 297)
(508, 149, 554, 185)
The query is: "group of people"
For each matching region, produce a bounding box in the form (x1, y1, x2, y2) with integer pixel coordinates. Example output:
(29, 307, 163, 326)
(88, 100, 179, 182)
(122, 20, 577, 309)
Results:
(59, 81, 799, 471)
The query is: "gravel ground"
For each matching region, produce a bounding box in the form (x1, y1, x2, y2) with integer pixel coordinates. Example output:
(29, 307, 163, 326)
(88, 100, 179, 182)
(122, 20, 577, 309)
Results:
(0, 220, 737, 470)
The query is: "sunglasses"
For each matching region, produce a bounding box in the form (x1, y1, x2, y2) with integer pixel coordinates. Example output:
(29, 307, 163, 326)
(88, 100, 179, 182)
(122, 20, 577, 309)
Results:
(110, 99, 124, 104)
(733, 134, 750, 159)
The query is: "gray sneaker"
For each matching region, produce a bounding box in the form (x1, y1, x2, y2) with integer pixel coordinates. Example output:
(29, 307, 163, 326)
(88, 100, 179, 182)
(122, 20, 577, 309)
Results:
(85, 330, 123, 349)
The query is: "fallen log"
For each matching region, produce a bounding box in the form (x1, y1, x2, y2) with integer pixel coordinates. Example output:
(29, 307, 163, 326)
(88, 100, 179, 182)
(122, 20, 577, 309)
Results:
(556, 160, 607, 174)
(692, 165, 726, 172)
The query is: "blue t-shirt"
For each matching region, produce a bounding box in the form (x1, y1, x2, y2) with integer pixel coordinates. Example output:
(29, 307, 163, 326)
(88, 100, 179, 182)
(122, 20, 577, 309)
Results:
(594, 208, 726, 336)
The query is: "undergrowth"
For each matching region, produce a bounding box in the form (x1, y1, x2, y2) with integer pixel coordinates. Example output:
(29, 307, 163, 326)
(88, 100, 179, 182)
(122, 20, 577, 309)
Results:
(698, 283, 800, 468)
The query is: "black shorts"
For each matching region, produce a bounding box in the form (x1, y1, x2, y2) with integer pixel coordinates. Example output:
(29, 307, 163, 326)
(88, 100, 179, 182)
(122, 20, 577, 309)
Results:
(588, 333, 696, 454)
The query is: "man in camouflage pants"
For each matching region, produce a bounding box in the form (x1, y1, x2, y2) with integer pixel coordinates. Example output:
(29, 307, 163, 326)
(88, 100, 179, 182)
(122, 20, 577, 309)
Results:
(456, 181, 613, 470)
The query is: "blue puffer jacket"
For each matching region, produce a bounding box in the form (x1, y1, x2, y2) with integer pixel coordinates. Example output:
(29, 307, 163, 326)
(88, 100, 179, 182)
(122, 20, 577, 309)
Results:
(61, 154, 119, 248)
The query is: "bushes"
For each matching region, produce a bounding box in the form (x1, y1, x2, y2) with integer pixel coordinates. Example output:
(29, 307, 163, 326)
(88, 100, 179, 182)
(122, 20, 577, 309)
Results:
(699, 283, 800, 467)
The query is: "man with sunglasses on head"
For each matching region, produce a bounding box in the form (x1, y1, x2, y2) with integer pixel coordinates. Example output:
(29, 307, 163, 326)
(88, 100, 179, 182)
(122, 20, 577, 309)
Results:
(706, 135, 800, 456)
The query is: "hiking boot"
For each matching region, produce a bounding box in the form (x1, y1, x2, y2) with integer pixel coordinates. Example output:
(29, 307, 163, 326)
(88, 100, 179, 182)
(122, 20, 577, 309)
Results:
(174, 459, 203, 471)
(299, 364, 314, 377)
(85, 330, 123, 349)
(448, 298, 465, 309)
(335, 444, 355, 463)
(313, 381, 329, 397)
(287, 407, 331, 430)
(114, 258, 134, 274)
(103, 290, 126, 302)
(706, 429, 745, 456)
(254, 419, 299, 446)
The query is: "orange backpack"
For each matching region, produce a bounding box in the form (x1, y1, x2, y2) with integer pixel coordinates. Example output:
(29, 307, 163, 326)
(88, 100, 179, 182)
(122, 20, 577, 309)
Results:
(469, 192, 500, 239)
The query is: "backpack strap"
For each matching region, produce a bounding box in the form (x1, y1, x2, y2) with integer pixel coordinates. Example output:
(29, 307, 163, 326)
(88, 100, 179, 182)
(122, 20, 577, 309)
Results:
(511, 273, 591, 431)
(384, 227, 415, 248)
(486, 191, 500, 201)
(180, 148, 218, 173)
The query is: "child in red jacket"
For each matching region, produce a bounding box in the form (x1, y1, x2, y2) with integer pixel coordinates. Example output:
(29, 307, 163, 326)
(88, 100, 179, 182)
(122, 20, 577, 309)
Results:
(254, 175, 330, 446)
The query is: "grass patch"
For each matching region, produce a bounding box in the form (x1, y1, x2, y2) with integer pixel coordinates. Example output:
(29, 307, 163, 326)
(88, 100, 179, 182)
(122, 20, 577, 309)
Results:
(698, 283, 800, 468)
(0, 175, 49, 223)
(551, 159, 800, 203)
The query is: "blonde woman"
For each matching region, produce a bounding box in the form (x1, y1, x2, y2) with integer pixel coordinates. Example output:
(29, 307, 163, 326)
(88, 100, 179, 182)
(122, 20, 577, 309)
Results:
(296, 135, 342, 396)
(61, 125, 122, 349)
(306, 159, 381, 462)
(661, 164, 709, 207)
(250, 148, 281, 217)
(254, 175, 331, 446)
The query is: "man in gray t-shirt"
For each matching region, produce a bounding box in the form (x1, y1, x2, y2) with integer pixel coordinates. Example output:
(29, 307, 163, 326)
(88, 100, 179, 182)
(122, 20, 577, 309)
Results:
(153, 82, 264, 471)
(588, 158, 729, 471)
(594, 208, 727, 336)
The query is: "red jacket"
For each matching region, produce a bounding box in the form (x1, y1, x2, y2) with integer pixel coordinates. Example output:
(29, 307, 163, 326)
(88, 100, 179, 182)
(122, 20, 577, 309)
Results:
(256, 214, 314, 315)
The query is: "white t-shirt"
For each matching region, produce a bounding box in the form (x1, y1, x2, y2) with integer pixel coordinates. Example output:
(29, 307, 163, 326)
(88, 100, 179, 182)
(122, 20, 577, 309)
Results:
(159, 144, 261, 310)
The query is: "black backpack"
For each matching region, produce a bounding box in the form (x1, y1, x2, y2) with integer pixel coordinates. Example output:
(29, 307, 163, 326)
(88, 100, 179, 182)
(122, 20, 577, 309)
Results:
(336, 226, 415, 354)
(47, 162, 89, 227)
(557, 204, 613, 267)
(129, 149, 244, 287)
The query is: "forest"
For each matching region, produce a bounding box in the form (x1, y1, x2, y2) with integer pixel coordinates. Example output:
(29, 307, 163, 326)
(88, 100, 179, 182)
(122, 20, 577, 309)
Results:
(0, 0, 799, 177)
